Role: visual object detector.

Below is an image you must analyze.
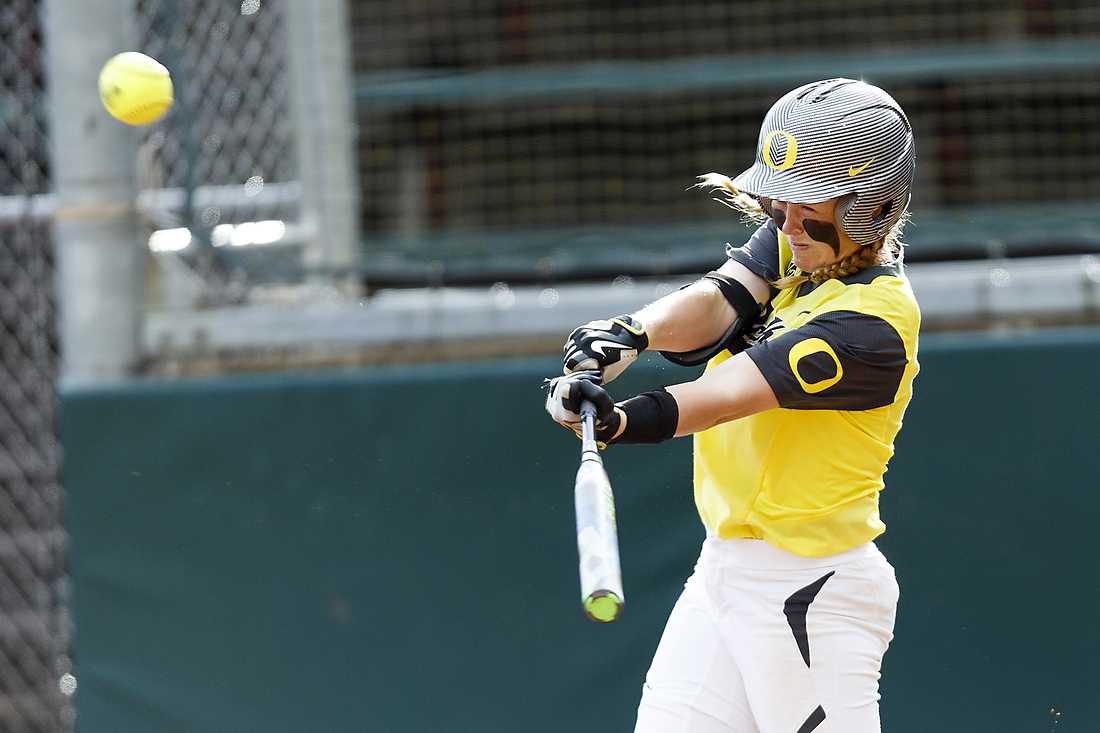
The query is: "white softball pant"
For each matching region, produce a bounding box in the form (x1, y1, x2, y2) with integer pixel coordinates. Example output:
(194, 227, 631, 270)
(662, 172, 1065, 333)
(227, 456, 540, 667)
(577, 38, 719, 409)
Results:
(634, 538, 899, 733)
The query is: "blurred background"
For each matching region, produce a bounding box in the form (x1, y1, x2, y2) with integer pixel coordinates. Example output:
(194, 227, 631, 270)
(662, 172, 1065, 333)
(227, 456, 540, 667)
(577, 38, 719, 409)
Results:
(1, 0, 1098, 731)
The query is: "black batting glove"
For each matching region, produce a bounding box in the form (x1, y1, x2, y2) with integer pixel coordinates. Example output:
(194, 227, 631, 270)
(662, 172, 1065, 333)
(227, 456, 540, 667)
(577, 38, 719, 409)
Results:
(544, 371, 625, 447)
(563, 314, 649, 384)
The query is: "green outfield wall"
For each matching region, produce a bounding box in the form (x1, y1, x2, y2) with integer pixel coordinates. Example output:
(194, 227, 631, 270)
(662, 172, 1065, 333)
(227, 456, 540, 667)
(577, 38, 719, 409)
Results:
(62, 328, 1100, 733)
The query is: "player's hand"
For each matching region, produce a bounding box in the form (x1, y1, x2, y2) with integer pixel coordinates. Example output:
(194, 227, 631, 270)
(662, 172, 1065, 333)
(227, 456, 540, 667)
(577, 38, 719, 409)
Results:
(544, 371, 626, 446)
(563, 314, 648, 383)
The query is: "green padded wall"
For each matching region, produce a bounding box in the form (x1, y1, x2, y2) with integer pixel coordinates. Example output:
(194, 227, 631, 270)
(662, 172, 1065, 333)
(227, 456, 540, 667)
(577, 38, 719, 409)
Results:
(62, 328, 1100, 732)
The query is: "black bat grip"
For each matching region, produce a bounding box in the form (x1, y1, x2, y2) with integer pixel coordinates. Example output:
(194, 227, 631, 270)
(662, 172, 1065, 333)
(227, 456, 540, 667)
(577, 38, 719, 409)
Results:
(579, 400, 599, 455)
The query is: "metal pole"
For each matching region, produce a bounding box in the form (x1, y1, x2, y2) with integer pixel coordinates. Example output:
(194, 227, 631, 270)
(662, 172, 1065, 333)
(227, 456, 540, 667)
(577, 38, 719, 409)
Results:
(285, 0, 361, 293)
(45, 0, 143, 385)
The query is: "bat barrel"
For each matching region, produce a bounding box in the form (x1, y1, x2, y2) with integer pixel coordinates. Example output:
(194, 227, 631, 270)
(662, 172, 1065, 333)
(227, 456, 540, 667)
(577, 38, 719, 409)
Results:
(574, 410, 624, 623)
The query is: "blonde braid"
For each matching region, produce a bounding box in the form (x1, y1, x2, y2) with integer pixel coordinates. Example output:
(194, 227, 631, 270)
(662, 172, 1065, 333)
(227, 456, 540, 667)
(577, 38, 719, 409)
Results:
(773, 240, 886, 290)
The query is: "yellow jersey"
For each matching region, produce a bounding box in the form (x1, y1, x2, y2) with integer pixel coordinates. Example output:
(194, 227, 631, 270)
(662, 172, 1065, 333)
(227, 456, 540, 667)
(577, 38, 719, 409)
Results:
(694, 221, 921, 557)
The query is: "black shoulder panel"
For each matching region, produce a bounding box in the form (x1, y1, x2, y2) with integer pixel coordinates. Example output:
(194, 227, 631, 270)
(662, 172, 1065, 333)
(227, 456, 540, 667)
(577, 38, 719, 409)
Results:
(838, 264, 901, 286)
(744, 310, 907, 410)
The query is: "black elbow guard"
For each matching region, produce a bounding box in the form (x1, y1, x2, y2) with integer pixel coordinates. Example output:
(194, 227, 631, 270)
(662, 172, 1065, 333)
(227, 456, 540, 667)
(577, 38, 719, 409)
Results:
(660, 272, 763, 367)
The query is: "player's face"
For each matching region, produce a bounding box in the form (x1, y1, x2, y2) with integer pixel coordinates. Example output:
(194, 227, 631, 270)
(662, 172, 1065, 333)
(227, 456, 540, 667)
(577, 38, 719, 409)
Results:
(771, 198, 861, 272)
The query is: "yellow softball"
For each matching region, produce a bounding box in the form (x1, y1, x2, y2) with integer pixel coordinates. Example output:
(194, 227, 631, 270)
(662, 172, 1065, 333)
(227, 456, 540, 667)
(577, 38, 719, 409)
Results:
(98, 52, 174, 126)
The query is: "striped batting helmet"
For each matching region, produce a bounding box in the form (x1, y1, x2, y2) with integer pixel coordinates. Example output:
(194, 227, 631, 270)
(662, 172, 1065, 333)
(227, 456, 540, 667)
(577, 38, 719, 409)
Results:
(731, 78, 916, 246)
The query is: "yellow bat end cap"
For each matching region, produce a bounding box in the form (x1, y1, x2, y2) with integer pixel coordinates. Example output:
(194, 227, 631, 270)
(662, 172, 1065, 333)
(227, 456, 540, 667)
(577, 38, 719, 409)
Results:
(584, 593, 623, 623)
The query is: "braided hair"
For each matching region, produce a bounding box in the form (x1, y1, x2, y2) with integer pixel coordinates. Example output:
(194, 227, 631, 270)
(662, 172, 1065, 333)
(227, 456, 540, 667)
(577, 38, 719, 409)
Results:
(771, 240, 885, 290)
(695, 173, 908, 291)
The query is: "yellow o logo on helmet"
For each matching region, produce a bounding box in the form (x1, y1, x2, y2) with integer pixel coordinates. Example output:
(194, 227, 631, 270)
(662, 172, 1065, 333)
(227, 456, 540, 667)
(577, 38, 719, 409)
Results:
(763, 130, 798, 171)
(788, 338, 843, 393)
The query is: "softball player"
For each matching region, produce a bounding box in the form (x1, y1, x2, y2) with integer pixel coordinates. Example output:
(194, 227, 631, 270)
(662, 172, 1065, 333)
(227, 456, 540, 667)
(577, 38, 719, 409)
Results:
(546, 78, 919, 733)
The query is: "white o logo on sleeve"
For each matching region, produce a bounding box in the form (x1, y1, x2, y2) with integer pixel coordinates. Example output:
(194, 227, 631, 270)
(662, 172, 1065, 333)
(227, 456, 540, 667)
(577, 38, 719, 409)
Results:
(787, 338, 843, 393)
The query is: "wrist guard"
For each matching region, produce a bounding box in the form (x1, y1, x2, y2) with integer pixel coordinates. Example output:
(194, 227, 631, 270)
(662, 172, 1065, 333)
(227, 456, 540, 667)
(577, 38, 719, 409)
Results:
(616, 388, 680, 444)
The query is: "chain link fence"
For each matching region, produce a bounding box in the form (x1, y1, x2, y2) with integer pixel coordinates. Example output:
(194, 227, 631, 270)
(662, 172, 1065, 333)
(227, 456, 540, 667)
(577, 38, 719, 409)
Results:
(352, 0, 1100, 67)
(135, 0, 301, 305)
(0, 0, 75, 730)
(126, 1, 1100, 291)
(350, 0, 1100, 282)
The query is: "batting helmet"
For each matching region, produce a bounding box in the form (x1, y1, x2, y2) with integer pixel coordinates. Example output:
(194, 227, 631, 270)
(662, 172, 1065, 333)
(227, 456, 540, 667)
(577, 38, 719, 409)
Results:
(731, 78, 916, 247)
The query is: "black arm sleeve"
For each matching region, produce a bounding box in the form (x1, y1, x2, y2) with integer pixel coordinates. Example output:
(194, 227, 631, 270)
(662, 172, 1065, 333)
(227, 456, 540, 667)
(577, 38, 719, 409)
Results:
(744, 310, 907, 410)
(726, 221, 780, 284)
